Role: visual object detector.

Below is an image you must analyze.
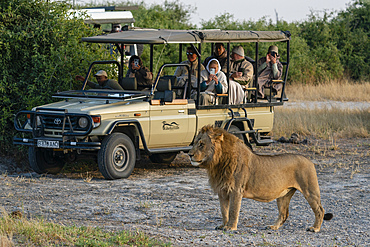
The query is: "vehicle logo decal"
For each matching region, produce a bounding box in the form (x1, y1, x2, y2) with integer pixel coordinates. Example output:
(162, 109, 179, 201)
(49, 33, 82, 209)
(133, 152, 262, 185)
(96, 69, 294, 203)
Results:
(215, 120, 222, 128)
(54, 118, 62, 125)
(162, 121, 179, 130)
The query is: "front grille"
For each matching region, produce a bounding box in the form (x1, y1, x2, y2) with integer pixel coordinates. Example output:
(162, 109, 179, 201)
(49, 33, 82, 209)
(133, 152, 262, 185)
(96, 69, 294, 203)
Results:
(14, 109, 94, 137)
(32, 114, 89, 132)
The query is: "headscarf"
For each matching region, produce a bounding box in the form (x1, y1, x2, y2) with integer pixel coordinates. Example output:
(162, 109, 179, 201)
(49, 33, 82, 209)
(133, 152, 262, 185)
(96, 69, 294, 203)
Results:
(206, 58, 221, 75)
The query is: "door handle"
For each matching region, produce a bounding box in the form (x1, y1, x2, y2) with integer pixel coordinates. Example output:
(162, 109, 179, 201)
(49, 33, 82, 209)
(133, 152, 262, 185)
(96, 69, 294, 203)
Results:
(178, 110, 185, 113)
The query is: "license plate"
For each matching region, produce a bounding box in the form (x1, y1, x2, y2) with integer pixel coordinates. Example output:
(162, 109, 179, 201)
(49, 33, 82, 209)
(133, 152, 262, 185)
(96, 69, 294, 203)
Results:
(37, 140, 59, 148)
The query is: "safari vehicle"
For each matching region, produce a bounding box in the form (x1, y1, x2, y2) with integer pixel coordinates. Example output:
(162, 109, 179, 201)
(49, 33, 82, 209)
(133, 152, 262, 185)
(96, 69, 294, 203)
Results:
(13, 29, 291, 179)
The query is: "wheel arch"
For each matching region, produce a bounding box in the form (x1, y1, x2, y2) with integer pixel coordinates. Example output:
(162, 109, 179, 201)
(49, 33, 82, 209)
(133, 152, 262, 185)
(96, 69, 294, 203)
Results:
(105, 120, 149, 154)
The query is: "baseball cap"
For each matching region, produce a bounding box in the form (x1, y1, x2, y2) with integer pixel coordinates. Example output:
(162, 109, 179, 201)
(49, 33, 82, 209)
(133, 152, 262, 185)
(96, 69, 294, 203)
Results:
(268, 45, 279, 55)
(94, 70, 108, 77)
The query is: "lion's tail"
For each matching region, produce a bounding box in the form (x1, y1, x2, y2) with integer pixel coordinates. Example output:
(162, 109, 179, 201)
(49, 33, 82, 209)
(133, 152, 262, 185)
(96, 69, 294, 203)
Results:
(324, 213, 333, 220)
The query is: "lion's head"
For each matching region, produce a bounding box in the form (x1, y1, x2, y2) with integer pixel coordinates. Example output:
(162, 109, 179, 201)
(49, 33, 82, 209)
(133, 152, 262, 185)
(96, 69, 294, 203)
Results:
(188, 125, 227, 167)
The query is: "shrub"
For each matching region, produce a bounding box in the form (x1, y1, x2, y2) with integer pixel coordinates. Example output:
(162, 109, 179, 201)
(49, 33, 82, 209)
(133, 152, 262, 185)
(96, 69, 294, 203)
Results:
(0, 0, 110, 154)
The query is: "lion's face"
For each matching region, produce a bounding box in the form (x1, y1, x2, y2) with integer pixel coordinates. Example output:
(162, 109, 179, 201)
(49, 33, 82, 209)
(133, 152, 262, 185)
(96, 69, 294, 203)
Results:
(188, 125, 224, 167)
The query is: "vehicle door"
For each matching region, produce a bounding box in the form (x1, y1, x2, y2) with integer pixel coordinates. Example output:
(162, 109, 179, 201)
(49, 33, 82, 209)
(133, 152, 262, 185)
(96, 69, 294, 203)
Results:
(148, 100, 196, 148)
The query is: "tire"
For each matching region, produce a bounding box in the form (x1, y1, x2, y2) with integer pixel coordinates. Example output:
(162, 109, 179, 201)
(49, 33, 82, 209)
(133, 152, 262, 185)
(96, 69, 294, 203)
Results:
(149, 152, 178, 164)
(98, 133, 136, 179)
(28, 147, 65, 174)
(228, 125, 253, 151)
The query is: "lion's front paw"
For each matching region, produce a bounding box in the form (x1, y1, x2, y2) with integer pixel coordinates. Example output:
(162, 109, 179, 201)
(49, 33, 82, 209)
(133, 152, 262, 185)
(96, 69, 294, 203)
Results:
(215, 225, 225, 230)
(306, 227, 320, 232)
(215, 225, 237, 231)
(268, 225, 280, 230)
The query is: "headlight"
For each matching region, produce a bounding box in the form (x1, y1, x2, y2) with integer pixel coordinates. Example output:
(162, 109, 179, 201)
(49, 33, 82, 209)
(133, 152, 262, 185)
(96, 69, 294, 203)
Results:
(78, 117, 89, 129)
(36, 116, 42, 126)
(26, 114, 41, 127)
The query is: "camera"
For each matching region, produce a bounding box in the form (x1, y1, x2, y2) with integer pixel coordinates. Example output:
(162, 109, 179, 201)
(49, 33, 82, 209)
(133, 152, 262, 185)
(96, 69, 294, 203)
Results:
(134, 59, 139, 67)
(210, 68, 216, 75)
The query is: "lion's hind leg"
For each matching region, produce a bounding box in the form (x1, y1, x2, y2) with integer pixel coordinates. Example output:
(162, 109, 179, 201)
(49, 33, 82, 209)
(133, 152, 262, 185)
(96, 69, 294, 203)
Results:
(306, 197, 325, 232)
(269, 188, 296, 230)
(302, 189, 325, 232)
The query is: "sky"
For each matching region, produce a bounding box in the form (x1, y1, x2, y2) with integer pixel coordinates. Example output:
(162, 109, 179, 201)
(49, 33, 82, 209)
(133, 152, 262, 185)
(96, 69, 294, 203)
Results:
(76, 0, 354, 27)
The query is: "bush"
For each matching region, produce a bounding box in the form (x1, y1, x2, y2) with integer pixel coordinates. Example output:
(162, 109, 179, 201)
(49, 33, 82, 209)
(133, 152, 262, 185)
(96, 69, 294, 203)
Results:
(0, 0, 110, 154)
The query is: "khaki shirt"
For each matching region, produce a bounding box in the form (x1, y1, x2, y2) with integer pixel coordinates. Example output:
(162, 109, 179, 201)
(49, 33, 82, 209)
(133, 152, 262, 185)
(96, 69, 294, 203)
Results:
(230, 59, 254, 85)
(174, 59, 204, 78)
(257, 57, 283, 96)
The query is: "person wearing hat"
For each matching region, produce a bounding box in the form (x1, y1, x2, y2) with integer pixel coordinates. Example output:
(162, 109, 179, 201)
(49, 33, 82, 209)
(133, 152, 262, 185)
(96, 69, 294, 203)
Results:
(203, 43, 229, 74)
(257, 45, 283, 97)
(227, 45, 254, 104)
(174, 46, 205, 98)
(75, 70, 123, 90)
(230, 46, 254, 86)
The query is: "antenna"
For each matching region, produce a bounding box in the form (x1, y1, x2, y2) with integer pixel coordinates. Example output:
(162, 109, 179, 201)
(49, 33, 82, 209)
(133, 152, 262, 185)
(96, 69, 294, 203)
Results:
(274, 9, 279, 24)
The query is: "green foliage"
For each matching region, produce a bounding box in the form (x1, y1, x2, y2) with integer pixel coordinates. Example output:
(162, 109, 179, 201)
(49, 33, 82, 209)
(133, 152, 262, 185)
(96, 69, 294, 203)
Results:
(331, 0, 370, 80)
(0, 0, 110, 153)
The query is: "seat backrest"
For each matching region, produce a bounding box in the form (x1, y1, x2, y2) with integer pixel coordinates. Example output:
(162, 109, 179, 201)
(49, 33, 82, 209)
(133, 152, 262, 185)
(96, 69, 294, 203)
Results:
(156, 77, 172, 91)
(120, 77, 137, 90)
(153, 78, 175, 102)
(160, 75, 177, 87)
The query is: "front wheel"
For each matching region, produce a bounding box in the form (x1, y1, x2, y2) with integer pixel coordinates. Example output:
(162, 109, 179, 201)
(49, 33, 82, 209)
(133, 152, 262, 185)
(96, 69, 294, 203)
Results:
(28, 147, 65, 174)
(98, 133, 136, 179)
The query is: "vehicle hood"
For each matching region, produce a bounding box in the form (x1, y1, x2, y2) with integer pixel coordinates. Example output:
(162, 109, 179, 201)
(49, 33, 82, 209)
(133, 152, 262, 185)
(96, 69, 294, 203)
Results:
(33, 98, 149, 115)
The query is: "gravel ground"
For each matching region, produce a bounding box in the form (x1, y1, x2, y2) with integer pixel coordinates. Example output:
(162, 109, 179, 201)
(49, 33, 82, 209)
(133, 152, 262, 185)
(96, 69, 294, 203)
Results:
(1, 138, 369, 246)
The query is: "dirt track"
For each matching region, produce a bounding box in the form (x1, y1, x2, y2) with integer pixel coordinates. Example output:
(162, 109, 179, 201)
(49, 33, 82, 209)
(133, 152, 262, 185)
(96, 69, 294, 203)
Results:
(1, 138, 369, 246)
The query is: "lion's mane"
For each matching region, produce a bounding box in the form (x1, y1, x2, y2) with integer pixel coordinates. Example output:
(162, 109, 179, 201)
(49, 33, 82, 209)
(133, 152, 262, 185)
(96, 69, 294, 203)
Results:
(198, 125, 252, 194)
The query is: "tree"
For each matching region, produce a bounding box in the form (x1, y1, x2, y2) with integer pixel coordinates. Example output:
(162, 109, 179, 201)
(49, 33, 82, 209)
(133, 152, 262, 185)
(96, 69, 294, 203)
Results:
(331, 0, 370, 80)
(0, 0, 109, 153)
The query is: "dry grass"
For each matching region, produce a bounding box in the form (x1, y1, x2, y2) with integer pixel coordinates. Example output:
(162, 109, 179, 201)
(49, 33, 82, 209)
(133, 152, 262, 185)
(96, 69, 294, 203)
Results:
(0, 235, 13, 247)
(286, 80, 370, 102)
(273, 107, 370, 139)
(0, 208, 169, 247)
(273, 80, 370, 139)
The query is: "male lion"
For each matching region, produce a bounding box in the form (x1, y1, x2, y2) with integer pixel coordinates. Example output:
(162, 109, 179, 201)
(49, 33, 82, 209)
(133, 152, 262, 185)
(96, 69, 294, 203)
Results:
(188, 125, 333, 232)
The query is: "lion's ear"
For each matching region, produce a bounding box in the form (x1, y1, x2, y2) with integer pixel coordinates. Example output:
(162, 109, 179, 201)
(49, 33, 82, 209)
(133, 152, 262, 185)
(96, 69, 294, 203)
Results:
(209, 132, 224, 143)
(217, 133, 224, 142)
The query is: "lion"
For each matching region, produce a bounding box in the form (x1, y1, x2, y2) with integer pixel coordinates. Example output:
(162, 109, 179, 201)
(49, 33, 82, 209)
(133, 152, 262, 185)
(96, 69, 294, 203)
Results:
(188, 125, 333, 232)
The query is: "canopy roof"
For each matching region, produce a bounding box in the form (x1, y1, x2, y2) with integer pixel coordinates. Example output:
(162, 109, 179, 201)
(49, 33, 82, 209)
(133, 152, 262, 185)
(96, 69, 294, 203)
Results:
(69, 9, 135, 25)
(82, 29, 291, 44)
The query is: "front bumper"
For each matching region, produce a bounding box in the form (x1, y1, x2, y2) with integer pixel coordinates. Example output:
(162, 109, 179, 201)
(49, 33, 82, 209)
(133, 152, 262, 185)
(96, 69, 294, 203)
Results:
(13, 108, 101, 150)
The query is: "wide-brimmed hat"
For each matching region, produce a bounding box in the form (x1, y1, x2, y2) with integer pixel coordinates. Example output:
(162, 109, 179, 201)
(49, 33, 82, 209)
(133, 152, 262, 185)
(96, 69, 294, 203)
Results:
(232, 46, 245, 57)
(94, 70, 108, 77)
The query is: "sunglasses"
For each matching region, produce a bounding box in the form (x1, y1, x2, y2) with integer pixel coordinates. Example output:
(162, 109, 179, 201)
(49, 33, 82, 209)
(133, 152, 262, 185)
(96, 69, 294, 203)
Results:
(186, 52, 194, 55)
